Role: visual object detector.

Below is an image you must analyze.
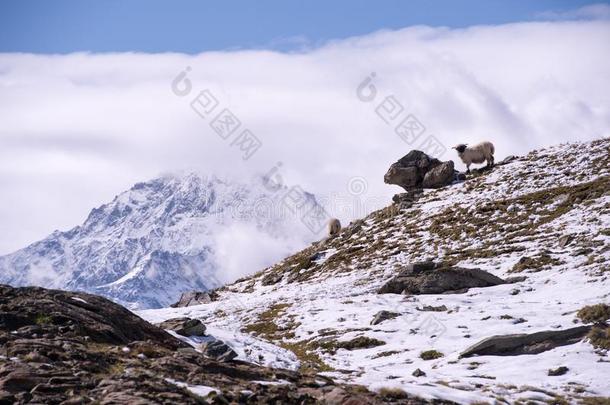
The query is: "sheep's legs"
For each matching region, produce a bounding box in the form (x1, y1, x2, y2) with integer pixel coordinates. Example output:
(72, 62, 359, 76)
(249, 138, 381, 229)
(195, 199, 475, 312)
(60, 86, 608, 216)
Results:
(466, 164, 471, 174)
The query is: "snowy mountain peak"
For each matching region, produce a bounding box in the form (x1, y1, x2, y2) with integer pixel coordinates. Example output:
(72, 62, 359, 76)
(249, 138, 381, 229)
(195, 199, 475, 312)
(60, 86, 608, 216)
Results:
(0, 172, 322, 309)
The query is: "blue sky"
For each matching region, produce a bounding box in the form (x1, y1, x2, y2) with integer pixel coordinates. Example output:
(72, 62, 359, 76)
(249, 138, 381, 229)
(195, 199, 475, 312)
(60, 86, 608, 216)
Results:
(0, 0, 607, 53)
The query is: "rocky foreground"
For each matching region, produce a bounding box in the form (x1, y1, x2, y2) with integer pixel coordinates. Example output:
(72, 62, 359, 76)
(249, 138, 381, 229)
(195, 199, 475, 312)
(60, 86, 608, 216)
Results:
(0, 284, 440, 404)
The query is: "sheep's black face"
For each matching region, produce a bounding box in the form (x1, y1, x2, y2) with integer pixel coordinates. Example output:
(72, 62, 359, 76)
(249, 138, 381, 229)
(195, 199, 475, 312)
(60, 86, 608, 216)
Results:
(455, 144, 467, 153)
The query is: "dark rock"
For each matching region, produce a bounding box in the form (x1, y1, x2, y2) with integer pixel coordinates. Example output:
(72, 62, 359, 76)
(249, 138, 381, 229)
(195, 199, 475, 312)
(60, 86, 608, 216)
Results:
(384, 150, 457, 191)
(558, 235, 574, 248)
(392, 194, 414, 209)
(261, 272, 283, 286)
(422, 161, 455, 189)
(391, 190, 424, 210)
(460, 325, 592, 358)
(0, 285, 180, 348)
(497, 155, 518, 165)
(0, 390, 15, 404)
(548, 366, 569, 376)
(416, 305, 447, 312)
(392, 193, 410, 204)
(309, 252, 325, 261)
(370, 311, 400, 325)
(170, 290, 218, 307)
(405, 261, 437, 274)
(412, 368, 426, 377)
(377, 262, 506, 295)
(199, 339, 238, 362)
(157, 318, 206, 337)
(0, 369, 45, 393)
(574, 247, 593, 256)
(510, 289, 520, 296)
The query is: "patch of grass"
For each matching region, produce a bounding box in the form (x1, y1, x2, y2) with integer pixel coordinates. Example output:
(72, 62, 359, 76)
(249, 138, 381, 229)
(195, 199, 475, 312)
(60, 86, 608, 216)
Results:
(431, 176, 610, 264)
(213, 309, 227, 318)
(34, 314, 52, 325)
(378, 387, 409, 400)
(577, 304, 610, 324)
(294, 256, 314, 272)
(107, 362, 125, 375)
(317, 336, 386, 354)
(587, 326, 610, 350)
(337, 336, 386, 350)
(241, 304, 336, 373)
(581, 397, 610, 405)
(420, 350, 444, 360)
(279, 340, 333, 373)
(241, 303, 291, 339)
(510, 253, 562, 273)
(129, 341, 167, 359)
(371, 350, 401, 359)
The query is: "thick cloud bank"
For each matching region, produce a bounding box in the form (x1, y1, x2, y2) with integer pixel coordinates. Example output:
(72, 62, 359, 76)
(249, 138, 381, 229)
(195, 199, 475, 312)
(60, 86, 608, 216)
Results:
(1, 19, 609, 255)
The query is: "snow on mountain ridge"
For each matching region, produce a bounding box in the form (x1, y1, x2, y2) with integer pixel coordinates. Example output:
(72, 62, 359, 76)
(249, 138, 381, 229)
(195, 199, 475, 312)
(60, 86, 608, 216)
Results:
(0, 172, 322, 309)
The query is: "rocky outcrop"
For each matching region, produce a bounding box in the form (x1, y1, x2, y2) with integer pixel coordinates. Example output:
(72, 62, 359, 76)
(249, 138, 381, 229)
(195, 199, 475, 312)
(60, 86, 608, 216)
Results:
(384, 150, 456, 191)
(199, 339, 238, 362)
(422, 161, 455, 188)
(171, 290, 219, 307)
(0, 285, 427, 404)
(459, 326, 592, 358)
(261, 272, 283, 286)
(157, 317, 206, 337)
(370, 310, 400, 325)
(0, 285, 181, 348)
(377, 261, 506, 295)
(392, 189, 424, 210)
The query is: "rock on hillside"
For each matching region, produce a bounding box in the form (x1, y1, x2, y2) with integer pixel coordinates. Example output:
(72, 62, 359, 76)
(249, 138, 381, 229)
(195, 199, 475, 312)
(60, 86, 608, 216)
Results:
(384, 150, 456, 191)
(0, 284, 430, 404)
(140, 138, 610, 403)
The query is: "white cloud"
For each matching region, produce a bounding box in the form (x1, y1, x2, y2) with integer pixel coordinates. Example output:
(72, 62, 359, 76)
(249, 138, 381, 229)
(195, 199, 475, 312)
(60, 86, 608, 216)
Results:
(0, 19, 609, 255)
(537, 3, 610, 21)
(211, 221, 306, 285)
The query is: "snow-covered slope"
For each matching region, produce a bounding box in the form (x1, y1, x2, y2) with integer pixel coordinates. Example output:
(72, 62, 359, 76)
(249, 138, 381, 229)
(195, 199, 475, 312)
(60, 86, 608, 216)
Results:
(0, 173, 322, 309)
(140, 138, 610, 403)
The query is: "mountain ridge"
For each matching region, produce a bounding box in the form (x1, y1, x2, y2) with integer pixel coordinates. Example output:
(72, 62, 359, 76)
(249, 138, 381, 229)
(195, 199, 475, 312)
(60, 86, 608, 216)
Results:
(140, 137, 610, 403)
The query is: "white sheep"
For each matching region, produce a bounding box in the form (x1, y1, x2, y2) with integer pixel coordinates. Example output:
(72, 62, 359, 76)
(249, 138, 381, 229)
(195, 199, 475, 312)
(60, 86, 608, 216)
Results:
(452, 141, 495, 173)
(328, 218, 341, 237)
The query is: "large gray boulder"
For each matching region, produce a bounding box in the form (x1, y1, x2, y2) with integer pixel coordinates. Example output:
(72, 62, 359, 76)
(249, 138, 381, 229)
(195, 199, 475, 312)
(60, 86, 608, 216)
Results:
(377, 261, 506, 295)
(384, 150, 456, 191)
(370, 310, 400, 325)
(200, 339, 238, 362)
(422, 161, 455, 188)
(157, 317, 206, 337)
(460, 326, 592, 357)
